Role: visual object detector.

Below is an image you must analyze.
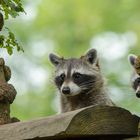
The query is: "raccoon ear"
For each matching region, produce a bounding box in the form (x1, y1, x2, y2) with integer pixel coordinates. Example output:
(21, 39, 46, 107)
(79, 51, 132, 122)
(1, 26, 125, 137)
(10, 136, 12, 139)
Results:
(49, 53, 62, 67)
(85, 49, 97, 65)
(128, 54, 137, 66)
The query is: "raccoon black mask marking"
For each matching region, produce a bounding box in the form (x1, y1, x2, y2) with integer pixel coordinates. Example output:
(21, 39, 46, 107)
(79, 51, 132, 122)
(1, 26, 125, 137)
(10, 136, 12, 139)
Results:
(128, 54, 140, 98)
(49, 49, 113, 112)
(55, 72, 96, 94)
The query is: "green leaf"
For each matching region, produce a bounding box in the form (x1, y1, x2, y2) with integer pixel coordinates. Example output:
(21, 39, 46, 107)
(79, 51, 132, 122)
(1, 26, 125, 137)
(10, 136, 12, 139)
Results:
(9, 31, 15, 41)
(0, 0, 25, 55)
(1, 0, 25, 19)
(6, 46, 13, 55)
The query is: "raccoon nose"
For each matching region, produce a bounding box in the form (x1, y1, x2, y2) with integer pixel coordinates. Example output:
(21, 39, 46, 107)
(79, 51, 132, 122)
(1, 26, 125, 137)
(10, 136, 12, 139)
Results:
(62, 87, 70, 94)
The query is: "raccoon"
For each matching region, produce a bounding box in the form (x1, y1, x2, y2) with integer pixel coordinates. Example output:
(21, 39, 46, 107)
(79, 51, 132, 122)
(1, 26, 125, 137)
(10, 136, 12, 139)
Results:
(128, 54, 140, 98)
(49, 49, 113, 113)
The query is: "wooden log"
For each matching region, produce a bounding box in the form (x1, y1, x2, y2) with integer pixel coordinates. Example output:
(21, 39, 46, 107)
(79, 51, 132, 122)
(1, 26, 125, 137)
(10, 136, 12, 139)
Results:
(0, 105, 139, 140)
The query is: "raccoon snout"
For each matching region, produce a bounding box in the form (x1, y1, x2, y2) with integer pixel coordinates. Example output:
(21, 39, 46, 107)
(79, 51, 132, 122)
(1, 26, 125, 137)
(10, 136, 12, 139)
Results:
(62, 87, 70, 95)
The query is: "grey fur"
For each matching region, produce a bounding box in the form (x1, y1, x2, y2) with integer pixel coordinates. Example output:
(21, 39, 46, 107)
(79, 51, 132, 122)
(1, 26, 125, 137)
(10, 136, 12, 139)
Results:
(49, 49, 114, 113)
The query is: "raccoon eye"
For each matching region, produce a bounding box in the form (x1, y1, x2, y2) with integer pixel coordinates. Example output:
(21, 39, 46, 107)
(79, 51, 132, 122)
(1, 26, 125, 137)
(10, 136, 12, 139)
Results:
(133, 77, 140, 90)
(73, 72, 82, 79)
(55, 73, 65, 89)
(60, 73, 65, 81)
(136, 77, 140, 84)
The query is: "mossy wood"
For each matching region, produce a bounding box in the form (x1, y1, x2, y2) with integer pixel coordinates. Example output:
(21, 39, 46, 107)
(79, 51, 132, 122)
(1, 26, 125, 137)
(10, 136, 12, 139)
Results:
(0, 105, 139, 140)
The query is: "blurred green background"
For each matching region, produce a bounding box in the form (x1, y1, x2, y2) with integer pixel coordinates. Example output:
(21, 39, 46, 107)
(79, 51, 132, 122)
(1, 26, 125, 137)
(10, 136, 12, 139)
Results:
(1, 0, 140, 120)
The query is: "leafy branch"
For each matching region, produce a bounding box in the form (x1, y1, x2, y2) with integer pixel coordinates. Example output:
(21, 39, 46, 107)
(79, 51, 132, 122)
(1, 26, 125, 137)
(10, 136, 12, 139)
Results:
(0, 0, 25, 55)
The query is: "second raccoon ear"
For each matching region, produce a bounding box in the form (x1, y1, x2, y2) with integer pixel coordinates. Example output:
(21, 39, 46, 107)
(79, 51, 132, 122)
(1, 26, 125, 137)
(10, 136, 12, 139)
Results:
(49, 53, 63, 67)
(84, 49, 97, 65)
(128, 54, 137, 66)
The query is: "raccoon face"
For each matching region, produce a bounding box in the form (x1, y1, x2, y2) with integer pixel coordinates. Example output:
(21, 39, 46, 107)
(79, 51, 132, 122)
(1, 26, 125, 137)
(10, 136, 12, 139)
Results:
(49, 49, 103, 96)
(128, 54, 140, 97)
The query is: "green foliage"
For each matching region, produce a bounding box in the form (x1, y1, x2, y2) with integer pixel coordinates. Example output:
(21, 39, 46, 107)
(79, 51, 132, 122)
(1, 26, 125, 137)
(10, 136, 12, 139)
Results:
(0, 28, 24, 55)
(0, 0, 24, 55)
(0, 0, 25, 19)
(8, 0, 140, 120)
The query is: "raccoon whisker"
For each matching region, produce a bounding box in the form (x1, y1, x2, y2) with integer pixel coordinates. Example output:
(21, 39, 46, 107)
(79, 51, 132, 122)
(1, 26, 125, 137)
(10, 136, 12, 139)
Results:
(80, 83, 94, 86)
(80, 85, 94, 89)
(79, 81, 95, 86)
(80, 87, 89, 90)
(80, 84, 96, 89)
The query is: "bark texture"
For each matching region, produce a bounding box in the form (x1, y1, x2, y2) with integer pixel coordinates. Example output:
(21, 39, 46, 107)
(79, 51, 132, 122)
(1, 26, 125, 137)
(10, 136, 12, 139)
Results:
(0, 58, 18, 124)
(0, 105, 139, 140)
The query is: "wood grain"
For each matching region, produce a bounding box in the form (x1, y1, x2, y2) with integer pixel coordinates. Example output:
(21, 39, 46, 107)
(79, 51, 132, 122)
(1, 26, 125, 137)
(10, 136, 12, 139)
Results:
(0, 105, 139, 140)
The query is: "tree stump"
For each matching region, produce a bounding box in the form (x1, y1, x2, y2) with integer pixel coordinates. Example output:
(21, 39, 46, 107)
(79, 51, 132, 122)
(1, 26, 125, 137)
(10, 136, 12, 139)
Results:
(0, 58, 18, 124)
